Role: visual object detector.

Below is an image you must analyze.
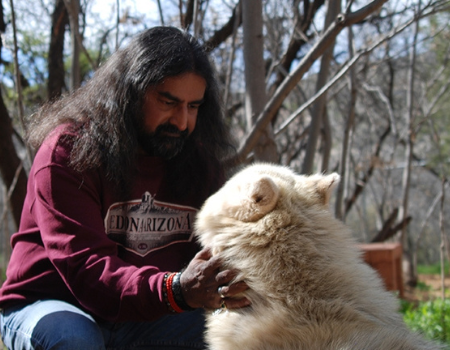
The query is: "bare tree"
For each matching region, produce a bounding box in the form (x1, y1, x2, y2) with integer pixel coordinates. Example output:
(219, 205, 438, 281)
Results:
(3, 0, 450, 275)
(48, 0, 69, 99)
(242, 0, 278, 162)
(336, 24, 357, 221)
(400, 1, 421, 286)
(439, 178, 446, 299)
(268, 0, 325, 99)
(232, 0, 389, 164)
(302, 0, 341, 174)
(0, 0, 27, 229)
(65, 0, 81, 90)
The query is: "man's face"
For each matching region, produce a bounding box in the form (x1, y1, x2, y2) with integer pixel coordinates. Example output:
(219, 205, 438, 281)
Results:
(137, 72, 207, 159)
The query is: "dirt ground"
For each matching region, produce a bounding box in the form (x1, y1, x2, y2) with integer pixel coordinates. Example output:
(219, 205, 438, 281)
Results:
(403, 273, 450, 303)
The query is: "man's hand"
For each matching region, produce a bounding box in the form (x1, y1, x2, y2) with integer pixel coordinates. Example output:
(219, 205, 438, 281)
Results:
(180, 248, 251, 310)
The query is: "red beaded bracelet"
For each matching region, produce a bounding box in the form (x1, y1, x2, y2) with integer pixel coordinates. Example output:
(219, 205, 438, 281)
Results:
(163, 272, 183, 313)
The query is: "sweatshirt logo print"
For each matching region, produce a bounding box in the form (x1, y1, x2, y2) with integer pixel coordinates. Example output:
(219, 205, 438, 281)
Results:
(104, 192, 197, 256)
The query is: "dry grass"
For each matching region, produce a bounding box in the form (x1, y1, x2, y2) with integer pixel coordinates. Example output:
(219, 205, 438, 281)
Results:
(404, 273, 450, 303)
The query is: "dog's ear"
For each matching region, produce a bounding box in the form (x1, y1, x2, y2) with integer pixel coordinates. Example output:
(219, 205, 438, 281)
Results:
(313, 173, 340, 205)
(224, 175, 280, 222)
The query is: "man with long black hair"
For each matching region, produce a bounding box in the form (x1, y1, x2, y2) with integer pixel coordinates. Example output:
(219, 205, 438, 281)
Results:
(0, 26, 249, 349)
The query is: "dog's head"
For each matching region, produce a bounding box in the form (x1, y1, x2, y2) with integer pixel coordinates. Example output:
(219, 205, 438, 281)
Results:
(195, 163, 340, 255)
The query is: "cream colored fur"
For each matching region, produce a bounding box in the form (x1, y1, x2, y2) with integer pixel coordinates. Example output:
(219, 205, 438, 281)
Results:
(195, 163, 441, 350)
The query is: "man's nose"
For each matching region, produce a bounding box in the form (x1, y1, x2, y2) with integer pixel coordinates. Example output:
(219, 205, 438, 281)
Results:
(169, 105, 189, 131)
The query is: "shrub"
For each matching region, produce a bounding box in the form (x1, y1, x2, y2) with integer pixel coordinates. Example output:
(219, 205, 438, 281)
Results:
(402, 298, 450, 348)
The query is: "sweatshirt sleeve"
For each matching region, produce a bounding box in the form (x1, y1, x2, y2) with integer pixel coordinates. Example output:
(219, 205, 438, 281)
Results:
(30, 138, 170, 322)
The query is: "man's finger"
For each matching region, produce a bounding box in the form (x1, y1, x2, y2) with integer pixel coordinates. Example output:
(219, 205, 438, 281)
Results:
(221, 297, 251, 310)
(215, 269, 236, 284)
(194, 247, 212, 260)
(224, 280, 249, 296)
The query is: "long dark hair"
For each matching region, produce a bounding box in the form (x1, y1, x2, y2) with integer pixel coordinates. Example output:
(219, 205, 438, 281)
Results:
(28, 26, 234, 200)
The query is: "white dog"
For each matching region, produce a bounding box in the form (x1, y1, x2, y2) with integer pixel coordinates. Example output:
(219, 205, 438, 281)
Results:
(195, 163, 441, 350)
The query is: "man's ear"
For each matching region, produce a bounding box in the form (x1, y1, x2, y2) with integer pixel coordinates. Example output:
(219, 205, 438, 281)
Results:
(224, 176, 280, 222)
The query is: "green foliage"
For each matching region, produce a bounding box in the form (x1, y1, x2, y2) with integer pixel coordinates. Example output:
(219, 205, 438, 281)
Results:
(418, 262, 450, 275)
(64, 48, 105, 84)
(402, 298, 450, 347)
(416, 280, 432, 291)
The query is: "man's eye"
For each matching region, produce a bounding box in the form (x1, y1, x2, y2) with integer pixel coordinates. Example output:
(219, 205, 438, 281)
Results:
(160, 99, 175, 106)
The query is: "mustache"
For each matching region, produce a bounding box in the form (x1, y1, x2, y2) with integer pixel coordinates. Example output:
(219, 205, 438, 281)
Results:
(154, 123, 189, 138)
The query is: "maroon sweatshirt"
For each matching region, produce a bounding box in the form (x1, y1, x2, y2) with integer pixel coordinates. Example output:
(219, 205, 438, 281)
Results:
(0, 126, 221, 322)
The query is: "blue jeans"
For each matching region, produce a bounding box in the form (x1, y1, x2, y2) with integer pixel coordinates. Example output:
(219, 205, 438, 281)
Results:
(0, 300, 206, 349)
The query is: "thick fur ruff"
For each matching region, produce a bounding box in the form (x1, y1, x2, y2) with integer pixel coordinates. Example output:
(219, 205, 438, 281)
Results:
(195, 163, 442, 350)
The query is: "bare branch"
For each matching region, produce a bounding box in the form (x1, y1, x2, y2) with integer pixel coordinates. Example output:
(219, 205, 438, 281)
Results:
(62, 0, 96, 71)
(204, 2, 242, 50)
(231, 0, 449, 165)
(230, 0, 388, 164)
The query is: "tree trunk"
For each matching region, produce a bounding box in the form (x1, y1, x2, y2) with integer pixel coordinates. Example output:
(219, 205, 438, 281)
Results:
(242, 0, 277, 162)
(302, 0, 340, 174)
(320, 109, 332, 172)
(400, 2, 420, 286)
(0, 94, 28, 229)
(48, 0, 69, 100)
(66, 0, 81, 90)
(336, 25, 356, 221)
(344, 125, 390, 216)
(0, 0, 27, 229)
(439, 178, 446, 300)
(232, 0, 388, 165)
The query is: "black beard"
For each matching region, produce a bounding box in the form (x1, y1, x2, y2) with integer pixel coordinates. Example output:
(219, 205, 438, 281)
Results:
(137, 123, 189, 159)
